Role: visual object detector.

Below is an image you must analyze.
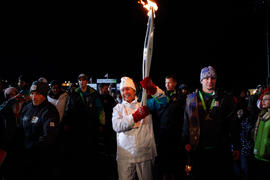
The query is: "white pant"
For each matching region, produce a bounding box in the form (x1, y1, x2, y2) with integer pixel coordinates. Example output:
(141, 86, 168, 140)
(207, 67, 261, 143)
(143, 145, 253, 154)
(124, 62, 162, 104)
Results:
(117, 159, 154, 180)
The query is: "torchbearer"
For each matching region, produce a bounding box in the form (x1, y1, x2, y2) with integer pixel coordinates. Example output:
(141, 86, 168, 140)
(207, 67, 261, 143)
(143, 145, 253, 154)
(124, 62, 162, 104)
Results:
(112, 76, 167, 180)
(111, 3, 165, 179)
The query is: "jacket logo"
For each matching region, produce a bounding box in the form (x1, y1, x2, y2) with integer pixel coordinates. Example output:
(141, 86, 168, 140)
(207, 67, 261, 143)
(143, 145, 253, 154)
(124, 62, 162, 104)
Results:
(31, 116, 39, 124)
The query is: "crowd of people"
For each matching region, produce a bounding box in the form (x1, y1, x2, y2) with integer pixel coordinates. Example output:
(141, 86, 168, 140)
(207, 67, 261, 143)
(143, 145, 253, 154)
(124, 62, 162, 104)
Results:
(0, 66, 270, 180)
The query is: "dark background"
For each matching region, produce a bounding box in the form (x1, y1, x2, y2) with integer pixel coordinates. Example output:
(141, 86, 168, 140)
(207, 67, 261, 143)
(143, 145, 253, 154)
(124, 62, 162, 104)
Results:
(0, 0, 269, 90)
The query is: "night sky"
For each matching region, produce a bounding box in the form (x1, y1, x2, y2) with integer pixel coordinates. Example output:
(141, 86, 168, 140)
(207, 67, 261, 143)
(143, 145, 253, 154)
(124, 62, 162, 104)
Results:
(1, 0, 269, 90)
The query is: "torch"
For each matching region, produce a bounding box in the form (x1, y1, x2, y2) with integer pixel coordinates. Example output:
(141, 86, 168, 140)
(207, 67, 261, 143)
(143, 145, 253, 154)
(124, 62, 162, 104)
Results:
(138, 0, 158, 106)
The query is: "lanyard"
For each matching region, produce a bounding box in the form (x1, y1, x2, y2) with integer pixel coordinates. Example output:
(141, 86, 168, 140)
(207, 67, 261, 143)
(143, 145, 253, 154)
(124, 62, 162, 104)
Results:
(198, 91, 215, 112)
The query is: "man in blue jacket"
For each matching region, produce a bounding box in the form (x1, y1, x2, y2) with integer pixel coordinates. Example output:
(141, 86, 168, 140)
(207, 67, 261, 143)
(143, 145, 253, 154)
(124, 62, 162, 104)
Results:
(19, 81, 60, 180)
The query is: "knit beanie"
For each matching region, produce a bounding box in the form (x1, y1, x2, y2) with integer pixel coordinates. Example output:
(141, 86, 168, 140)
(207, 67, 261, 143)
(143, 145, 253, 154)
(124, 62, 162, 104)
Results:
(4, 87, 17, 99)
(200, 66, 217, 82)
(30, 81, 49, 97)
(120, 77, 136, 91)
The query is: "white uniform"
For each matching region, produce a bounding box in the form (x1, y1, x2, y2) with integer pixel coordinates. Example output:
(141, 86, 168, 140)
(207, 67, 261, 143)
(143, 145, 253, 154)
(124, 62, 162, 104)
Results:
(112, 97, 157, 162)
(112, 97, 156, 180)
(112, 87, 166, 180)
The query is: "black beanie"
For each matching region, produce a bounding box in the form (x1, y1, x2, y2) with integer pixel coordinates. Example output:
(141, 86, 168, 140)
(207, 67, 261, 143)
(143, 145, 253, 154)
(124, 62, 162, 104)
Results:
(30, 81, 49, 97)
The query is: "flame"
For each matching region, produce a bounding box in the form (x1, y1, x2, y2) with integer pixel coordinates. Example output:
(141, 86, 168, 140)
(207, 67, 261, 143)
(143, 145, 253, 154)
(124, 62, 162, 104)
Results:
(138, 0, 158, 16)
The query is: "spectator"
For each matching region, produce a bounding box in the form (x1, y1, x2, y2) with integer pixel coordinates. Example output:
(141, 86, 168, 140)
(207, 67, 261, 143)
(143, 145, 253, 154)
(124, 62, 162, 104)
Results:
(47, 80, 68, 121)
(98, 83, 117, 155)
(98, 83, 118, 179)
(154, 76, 186, 180)
(17, 74, 31, 102)
(164, 75, 178, 100)
(253, 91, 270, 180)
(232, 88, 257, 180)
(61, 73, 104, 179)
(18, 81, 60, 180)
(0, 87, 28, 179)
(183, 66, 239, 180)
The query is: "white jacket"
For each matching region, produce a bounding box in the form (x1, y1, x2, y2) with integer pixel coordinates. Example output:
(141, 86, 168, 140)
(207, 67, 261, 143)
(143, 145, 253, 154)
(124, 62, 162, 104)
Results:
(112, 97, 156, 163)
(112, 87, 167, 163)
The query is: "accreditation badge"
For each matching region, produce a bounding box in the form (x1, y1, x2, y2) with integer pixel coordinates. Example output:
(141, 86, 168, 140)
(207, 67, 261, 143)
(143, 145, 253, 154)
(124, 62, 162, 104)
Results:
(213, 101, 219, 107)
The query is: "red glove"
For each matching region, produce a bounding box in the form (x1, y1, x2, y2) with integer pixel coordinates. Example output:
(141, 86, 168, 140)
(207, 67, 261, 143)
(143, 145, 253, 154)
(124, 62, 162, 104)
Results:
(232, 150, 240, 161)
(0, 149, 7, 166)
(132, 106, 150, 123)
(185, 144, 192, 152)
(140, 77, 157, 96)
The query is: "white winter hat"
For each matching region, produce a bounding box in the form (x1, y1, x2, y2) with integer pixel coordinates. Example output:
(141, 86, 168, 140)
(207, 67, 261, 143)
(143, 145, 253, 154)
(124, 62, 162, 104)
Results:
(120, 77, 136, 91)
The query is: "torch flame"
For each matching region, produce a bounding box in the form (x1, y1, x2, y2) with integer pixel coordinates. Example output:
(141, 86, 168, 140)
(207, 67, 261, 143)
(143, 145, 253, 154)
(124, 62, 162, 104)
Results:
(138, 0, 158, 17)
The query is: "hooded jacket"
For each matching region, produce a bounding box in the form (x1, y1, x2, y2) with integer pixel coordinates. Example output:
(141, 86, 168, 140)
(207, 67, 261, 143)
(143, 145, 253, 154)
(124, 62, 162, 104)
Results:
(254, 110, 270, 162)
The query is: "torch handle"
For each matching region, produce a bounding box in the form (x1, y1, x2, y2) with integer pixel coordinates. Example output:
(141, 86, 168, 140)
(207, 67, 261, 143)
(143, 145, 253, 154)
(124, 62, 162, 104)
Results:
(141, 8, 154, 106)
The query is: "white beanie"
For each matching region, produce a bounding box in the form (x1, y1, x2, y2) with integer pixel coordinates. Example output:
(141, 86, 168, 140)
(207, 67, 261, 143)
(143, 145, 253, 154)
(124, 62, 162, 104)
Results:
(120, 77, 136, 91)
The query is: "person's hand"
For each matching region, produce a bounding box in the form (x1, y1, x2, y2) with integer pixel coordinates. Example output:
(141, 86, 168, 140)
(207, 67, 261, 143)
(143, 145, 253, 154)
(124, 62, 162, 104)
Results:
(14, 93, 23, 101)
(0, 149, 7, 166)
(140, 77, 157, 96)
(9, 93, 23, 101)
(132, 106, 150, 123)
(232, 150, 240, 161)
(185, 144, 192, 152)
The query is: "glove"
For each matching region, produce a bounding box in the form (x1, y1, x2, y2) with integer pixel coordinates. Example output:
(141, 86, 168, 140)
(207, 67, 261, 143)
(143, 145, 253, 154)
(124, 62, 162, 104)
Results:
(185, 144, 192, 152)
(232, 150, 240, 161)
(132, 106, 150, 123)
(0, 149, 7, 166)
(140, 77, 157, 96)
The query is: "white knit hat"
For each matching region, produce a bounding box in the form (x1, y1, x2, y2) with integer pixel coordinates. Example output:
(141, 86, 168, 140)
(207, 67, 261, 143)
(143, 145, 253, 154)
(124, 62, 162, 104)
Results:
(120, 77, 136, 91)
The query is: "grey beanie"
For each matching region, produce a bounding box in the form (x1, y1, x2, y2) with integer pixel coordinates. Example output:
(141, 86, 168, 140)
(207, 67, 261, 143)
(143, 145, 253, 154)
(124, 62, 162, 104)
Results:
(200, 66, 217, 82)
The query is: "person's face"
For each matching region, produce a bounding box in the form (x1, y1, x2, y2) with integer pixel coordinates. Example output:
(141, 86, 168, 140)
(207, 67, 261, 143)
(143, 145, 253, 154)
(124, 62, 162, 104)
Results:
(18, 80, 26, 88)
(258, 87, 263, 94)
(51, 84, 61, 95)
(201, 77, 216, 93)
(165, 78, 176, 91)
(262, 94, 270, 109)
(240, 90, 245, 98)
(182, 89, 188, 95)
(237, 109, 244, 118)
(99, 85, 109, 95)
(31, 92, 46, 106)
(121, 87, 136, 103)
(78, 78, 88, 89)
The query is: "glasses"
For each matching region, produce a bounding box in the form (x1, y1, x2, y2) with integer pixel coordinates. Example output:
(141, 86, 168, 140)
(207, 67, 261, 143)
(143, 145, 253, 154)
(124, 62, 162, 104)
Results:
(262, 98, 270, 101)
